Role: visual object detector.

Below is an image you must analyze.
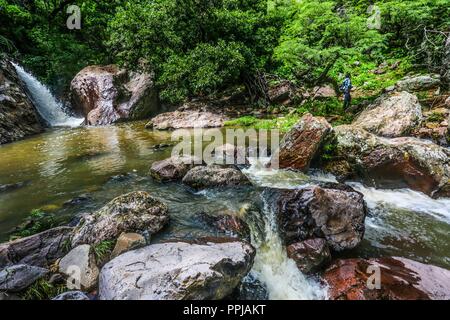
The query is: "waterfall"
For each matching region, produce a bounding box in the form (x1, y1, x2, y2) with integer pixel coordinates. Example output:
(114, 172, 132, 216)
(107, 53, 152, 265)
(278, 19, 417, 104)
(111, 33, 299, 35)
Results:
(243, 157, 328, 300)
(12, 63, 83, 127)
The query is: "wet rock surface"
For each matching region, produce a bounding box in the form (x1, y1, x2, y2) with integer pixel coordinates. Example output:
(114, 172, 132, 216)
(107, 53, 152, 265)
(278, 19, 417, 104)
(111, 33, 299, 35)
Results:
(0, 58, 44, 145)
(265, 183, 367, 251)
(287, 238, 331, 274)
(182, 165, 251, 190)
(324, 257, 450, 300)
(150, 155, 201, 182)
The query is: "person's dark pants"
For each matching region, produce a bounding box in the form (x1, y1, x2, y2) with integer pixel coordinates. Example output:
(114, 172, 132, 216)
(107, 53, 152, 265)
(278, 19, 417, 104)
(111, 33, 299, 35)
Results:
(343, 92, 351, 109)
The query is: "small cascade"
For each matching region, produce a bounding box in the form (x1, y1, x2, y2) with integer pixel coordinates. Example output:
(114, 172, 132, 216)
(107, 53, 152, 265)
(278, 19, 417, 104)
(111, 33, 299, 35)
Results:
(243, 157, 328, 300)
(12, 63, 83, 127)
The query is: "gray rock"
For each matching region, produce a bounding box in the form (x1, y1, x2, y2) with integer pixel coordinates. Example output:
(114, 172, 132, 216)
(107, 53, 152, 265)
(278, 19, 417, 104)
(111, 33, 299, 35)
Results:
(146, 110, 227, 130)
(52, 291, 90, 300)
(0, 227, 73, 269)
(71, 191, 169, 246)
(395, 74, 441, 92)
(353, 92, 423, 137)
(70, 65, 161, 125)
(59, 245, 99, 291)
(99, 240, 255, 300)
(150, 155, 200, 182)
(0, 58, 44, 145)
(182, 165, 250, 190)
(0, 264, 49, 292)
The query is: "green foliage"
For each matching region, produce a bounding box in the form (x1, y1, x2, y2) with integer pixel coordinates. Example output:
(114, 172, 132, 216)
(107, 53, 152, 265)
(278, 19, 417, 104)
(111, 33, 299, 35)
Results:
(427, 112, 445, 123)
(225, 115, 299, 132)
(108, 0, 282, 104)
(10, 209, 58, 240)
(93, 240, 115, 262)
(20, 279, 67, 300)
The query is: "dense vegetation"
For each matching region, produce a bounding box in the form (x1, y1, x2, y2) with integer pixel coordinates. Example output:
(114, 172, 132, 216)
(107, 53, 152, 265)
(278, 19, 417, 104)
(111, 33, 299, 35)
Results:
(1, 0, 449, 101)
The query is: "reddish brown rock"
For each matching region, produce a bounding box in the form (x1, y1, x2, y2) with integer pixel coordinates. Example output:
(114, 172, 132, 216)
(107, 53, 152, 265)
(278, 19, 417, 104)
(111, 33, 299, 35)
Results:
(328, 125, 450, 198)
(270, 113, 332, 171)
(287, 238, 331, 274)
(70, 65, 160, 125)
(324, 257, 450, 300)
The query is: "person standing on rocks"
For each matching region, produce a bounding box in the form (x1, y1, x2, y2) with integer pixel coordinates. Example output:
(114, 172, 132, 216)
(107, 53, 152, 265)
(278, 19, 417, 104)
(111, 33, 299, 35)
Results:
(341, 73, 353, 110)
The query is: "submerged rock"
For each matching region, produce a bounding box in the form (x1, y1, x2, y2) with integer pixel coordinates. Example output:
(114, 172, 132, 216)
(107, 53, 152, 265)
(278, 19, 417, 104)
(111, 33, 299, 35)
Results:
(71, 191, 169, 246)
(287, 238, 331, 274)
(182, 165, 250, 190)
(149, 155, 200, 182)
(270, 113, 332, 171)
(0, 58, 44, 145)
(70, 65, 161, 125)
(99, 240, 255, 300)
(353, 92, 422, 137)
(146, 110, 227, 130)
(58, 244, 99, 291)
(327, 125, 450, 198)
(52, 291, 90, 301)
(0, 264, 49, 292)
(0, 227, 73, 268)
(265, 183, 367, 251)
(324, 257, 450, 300)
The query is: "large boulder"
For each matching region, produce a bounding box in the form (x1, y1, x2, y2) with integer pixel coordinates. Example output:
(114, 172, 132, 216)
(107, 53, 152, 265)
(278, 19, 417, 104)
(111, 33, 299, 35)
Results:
(196, 212, 251, 241)
(149, 155, 200, 182)
(270, 113, 332, 171)
(99, 240, 255, 300)
(71, 191, 169, 246)
(264, 183, 367, 251)
(58, 245, 99, 291)
(0, 264, 49, 292)
(0, 227, 73, 268)
(353, 92, 422, 137)
(326, 125, 450, 198)
(146, 110, 227, 130)
(182, 165, 250, 190)
(395, 74, 441, 92)
(0, 58, 44, 145)
(70, 65, 160, 125)
(324, 257, 450, 300)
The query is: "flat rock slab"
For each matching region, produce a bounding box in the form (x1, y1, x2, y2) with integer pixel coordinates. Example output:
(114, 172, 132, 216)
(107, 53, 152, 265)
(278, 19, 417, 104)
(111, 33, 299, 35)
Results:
(99, 240, 255, 300)
(0, 264, 49, 292)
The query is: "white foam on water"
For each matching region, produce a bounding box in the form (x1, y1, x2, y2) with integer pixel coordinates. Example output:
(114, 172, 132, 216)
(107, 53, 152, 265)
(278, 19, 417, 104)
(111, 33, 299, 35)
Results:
(348, 182, 450, 223)
(13, 63, 83, 127)
(249, 197, 328, 300)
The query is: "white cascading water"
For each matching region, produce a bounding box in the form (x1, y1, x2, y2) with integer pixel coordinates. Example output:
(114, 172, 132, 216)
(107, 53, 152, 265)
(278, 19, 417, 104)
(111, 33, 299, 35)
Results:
(12, 63, 83, 127)
(243, 157, 329, 300)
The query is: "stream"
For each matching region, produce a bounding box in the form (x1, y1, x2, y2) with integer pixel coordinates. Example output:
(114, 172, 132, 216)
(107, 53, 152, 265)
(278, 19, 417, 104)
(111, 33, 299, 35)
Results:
(0, 65, 449, 300)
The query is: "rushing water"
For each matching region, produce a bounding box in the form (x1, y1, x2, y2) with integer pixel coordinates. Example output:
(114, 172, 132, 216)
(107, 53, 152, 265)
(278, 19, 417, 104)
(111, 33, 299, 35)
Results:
(0, 123, 449, 298)
(13, 63, 83, 127)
